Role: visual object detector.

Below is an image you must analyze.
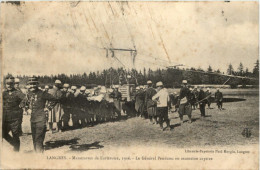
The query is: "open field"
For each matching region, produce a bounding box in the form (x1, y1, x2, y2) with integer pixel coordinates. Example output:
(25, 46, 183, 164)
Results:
(2, 89, 259, 153)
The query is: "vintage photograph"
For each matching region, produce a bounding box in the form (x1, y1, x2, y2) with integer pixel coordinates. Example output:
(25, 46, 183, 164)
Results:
(0, 1, 259, 169)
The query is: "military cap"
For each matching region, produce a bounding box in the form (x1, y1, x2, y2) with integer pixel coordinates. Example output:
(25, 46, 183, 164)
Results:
(207, 88, 210, 91)
(27, 76, 38, 84)
(85, 89, 90, 94)
(97, 85, 102, 89)
(182, 80, 188, 84)
(63, 83, 70, 88)
(80, 86, 86, 91)
(156, 81, 163, 87)
(189, 88, 193, 91)
(6, 77, 15, 84)
(71, 86, 77, 90)
(140, 86, 144, 89)
(26, 85, 31, 89)
(136, 86, 140, 90)
(45, 85, 49, 89)
(55, 80, 62, 84)
(147, 80, 152, 84)
(14, 78, 20, 83)
(108, 89, 113, 93)
(114, 85, 120, 89)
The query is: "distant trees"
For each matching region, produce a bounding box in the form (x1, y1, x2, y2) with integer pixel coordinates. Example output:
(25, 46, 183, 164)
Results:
(4, 61, 259, 88)
(227, 64, 234, 75)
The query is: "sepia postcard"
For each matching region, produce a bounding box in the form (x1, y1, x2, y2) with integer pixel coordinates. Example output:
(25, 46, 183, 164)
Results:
(0, 0, 259, 169)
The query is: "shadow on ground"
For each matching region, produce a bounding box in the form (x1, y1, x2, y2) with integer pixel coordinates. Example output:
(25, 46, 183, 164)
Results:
(69, 141, 104, 152)
(44, 138, 80, 150)
(210, 97, 246, 103)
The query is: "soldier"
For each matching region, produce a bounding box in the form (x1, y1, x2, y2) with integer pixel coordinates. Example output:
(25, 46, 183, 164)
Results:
(145, 80, 157, 124)
(48, 80, 64, 133)
(189, 88, 196, 110)
(61, 83, 70, 131)
(70, 86, 78, 128)
(23, 77, 57, 153)
(76, 86, 87, 127)
(14, 78, 24, 136)
(2, 76, 25, 152)
(205, 88, 212, 109)
(110, 85, 122, 119)
(192, 86, 199, 109)
(152, 82, 171, 131)
(135, 86, 145, 118)
(198, 87, 206, 117)
(215, 88, 223, 110)
(178, 80, 192, 124)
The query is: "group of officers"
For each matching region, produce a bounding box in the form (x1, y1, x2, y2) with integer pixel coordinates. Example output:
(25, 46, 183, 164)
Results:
(2, 76, 224, 153)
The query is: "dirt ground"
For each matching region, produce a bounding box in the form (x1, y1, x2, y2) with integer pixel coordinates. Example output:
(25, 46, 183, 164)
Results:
(2, 89, 259, 153)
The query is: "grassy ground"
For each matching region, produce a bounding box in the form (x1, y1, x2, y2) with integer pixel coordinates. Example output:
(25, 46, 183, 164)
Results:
(3, 89, 259, 153)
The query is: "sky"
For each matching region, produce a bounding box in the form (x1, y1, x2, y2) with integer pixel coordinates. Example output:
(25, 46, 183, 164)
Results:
(1, 1, 259, 76)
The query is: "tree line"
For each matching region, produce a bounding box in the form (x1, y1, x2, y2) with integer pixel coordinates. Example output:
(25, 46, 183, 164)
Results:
(5, 60, 259, 88)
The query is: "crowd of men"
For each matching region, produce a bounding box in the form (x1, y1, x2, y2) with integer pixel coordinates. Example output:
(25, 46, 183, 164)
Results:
(2, 76, 224, 153)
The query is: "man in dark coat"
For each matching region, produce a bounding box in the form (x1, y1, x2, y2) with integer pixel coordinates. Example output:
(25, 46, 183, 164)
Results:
(145, 81, 157, 124)
(23, 77, 58, 153)
(215, 88, 223, 110)
(198, 87, 206, 117)
(178, 80, 192, 124)
(110, 85, 122, 119)
(2, 77, 25, 152)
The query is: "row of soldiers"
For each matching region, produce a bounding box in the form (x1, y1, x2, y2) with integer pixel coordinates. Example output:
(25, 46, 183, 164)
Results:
(3, 75, 224, 153)
(2, 76, 125, 153)
(134, 80, 224, 125)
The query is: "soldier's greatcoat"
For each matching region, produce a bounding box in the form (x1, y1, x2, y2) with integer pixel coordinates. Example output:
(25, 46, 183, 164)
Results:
(48, 86, 64, 123)
(145, 87, 157, 117)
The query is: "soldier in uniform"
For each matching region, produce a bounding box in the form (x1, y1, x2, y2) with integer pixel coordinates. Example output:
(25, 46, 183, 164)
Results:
(135, 86, 145, 118)
(110, 85, 122, 119)
(178, 80, 192, 124)
(23, 77, 57, 153)
(48, 80, 64, 133)
(14, 78, 24, 136)
(76, 86, 88, 127)
(145, 80, 157, 124)
(192, 86, 199, 109)
(205, 88, 212, 109)
(61, 83, 70, 131)
(198, 87, 206, 117)
(69, 86, 78, 128)
(2, 77, 25, 152)
(215, 88, 223, 110)
(152, 82, 171, 131)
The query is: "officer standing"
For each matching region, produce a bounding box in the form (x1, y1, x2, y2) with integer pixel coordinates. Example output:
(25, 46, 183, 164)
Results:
(23, 77, 58, 153)
(198, 87, 206, 117)
(152, 82, 171, 131)
(178, 80, 192, 124)
(215, 88, 223, 110)
(145, 80, 157, 124)
(2, 77, 25, 152)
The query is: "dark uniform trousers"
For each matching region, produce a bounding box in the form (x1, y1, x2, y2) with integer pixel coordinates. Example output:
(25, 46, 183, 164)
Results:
(31, 121, 46, 153)
(199, 103, 206, 117)
(157, 107, 170, 127)
(3, 120, 20, 152)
